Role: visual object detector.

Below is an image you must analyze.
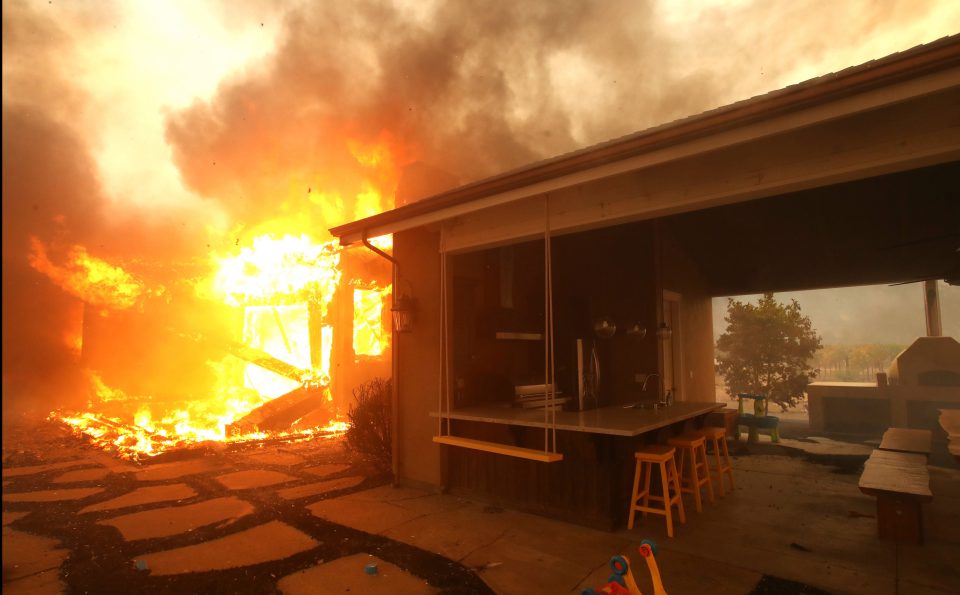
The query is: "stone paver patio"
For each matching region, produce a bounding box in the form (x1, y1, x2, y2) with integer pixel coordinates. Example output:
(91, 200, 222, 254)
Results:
(3, 414, 959, 594)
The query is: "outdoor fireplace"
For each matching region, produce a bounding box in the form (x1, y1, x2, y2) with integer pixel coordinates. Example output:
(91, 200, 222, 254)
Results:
(808, 336, 960, 436)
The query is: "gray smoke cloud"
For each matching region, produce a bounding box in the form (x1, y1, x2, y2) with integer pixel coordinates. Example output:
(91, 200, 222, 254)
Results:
(167, 0, 951, 217)
(3, 4, 110, 414)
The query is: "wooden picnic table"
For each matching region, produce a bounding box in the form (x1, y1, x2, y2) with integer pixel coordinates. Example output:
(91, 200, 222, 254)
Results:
(879, 427, 932, 456)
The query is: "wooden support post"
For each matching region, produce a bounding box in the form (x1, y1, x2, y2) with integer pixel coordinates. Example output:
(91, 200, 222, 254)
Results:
(875, 493, 924, 544)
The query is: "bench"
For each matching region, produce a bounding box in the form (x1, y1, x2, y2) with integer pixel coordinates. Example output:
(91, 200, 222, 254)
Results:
(858, 449, 932, 544)
(432, 435, 563, 463)
(879, 427, 931, 457)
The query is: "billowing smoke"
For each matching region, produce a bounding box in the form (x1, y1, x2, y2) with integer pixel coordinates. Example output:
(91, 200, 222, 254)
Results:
(2, 2, 216, 413)
(165, 1, 704, 217)
(3, 6, 107, 414)
(167, 0, 953, 217)
(4, 0, 957, 413)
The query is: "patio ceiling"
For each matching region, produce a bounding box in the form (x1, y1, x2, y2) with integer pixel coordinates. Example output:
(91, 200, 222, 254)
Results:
(663, 160, 960, 297)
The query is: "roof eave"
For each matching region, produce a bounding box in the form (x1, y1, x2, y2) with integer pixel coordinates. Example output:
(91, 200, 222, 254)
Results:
(330, 35, 960, 245)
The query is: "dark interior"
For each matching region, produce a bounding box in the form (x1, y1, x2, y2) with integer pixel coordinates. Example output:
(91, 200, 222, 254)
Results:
(449, 221, 660, 410)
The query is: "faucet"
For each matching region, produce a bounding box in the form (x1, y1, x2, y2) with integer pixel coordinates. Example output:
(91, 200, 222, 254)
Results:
(641, 373, 660, 393)
(621, 373, 663, 409)
(643, 373, 672, 406)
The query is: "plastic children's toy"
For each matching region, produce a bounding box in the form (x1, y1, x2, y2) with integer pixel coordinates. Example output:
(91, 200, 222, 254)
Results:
(735, 393, 780, 443)
(581, 539, 667, 595)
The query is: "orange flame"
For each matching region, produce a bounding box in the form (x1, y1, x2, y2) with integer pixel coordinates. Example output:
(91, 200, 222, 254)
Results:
(52, 231, 391, 460)
(28, 237, 151, 310)
(211, 234, 342, 311)
(64, 301, 85, 355)
(353, 285, 389, 357)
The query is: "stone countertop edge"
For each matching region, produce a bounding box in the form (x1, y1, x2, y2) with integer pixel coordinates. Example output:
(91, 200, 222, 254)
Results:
(429, 401, 723, 437)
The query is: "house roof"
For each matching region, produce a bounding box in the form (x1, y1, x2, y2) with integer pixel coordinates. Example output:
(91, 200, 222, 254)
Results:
(330, 34, 960, 245)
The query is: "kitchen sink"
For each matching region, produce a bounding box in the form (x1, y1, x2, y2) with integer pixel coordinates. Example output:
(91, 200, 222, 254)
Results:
(623, 402, 667, 410)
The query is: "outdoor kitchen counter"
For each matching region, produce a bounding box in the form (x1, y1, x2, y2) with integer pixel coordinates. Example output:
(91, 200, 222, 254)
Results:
(432, 400, 723, 530)
(430, 401, 722, 437)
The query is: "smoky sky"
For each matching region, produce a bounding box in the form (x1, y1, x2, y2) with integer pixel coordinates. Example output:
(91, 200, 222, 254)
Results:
(3, 0, 956, 412)
(166, 0, 948, 223)
(165, 1, 598, 224)
(713, 284, 960, 346)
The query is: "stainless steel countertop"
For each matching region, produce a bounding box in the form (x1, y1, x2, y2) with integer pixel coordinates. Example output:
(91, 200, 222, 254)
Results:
(429, 401, 723, 437)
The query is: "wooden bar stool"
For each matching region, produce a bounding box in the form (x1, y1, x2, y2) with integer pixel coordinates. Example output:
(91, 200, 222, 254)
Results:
(698, 426, 735, 497)
(667, 432, 715, 512)
(628, 444, 686, 538)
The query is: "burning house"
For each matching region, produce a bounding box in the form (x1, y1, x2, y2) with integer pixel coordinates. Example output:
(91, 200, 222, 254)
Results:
(30, 228, 392, 460)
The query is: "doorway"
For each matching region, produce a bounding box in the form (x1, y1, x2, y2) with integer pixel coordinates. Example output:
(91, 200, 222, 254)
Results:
(662, 290, 683, 402)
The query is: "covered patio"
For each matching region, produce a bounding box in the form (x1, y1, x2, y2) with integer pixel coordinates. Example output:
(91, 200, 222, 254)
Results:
(328, 35, 959, 532)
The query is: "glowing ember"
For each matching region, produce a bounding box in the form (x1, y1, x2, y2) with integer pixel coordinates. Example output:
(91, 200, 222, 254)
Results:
(53, 408, 351, 461)
(320, 419, 351, 434)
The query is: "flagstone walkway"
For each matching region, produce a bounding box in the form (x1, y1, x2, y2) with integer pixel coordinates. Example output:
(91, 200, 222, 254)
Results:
(2, 417, 487, 594)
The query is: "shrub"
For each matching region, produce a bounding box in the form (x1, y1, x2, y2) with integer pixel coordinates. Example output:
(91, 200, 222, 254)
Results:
(345, 377, 392, 474)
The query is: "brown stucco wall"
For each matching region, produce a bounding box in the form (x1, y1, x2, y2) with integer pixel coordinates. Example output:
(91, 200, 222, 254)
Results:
(661, 223, 716, 403)
(394, 227, 442, 486)
(392, 217, 719, 490)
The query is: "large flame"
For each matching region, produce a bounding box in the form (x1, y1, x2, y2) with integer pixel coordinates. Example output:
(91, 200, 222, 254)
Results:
(28, 237, 154, 310)
(211, 234, 341, 312)
(353, 285, 389, 357)
(45, 126, 400, 460)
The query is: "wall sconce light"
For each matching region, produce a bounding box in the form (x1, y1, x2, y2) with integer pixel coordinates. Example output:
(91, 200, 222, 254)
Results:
(626, 323, 647, 339)
(391, 294, 417, 333)
(656, 322, 672, 341)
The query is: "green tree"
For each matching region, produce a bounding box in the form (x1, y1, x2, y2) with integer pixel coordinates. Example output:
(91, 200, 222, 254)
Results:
(716, 293, 822, 411)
